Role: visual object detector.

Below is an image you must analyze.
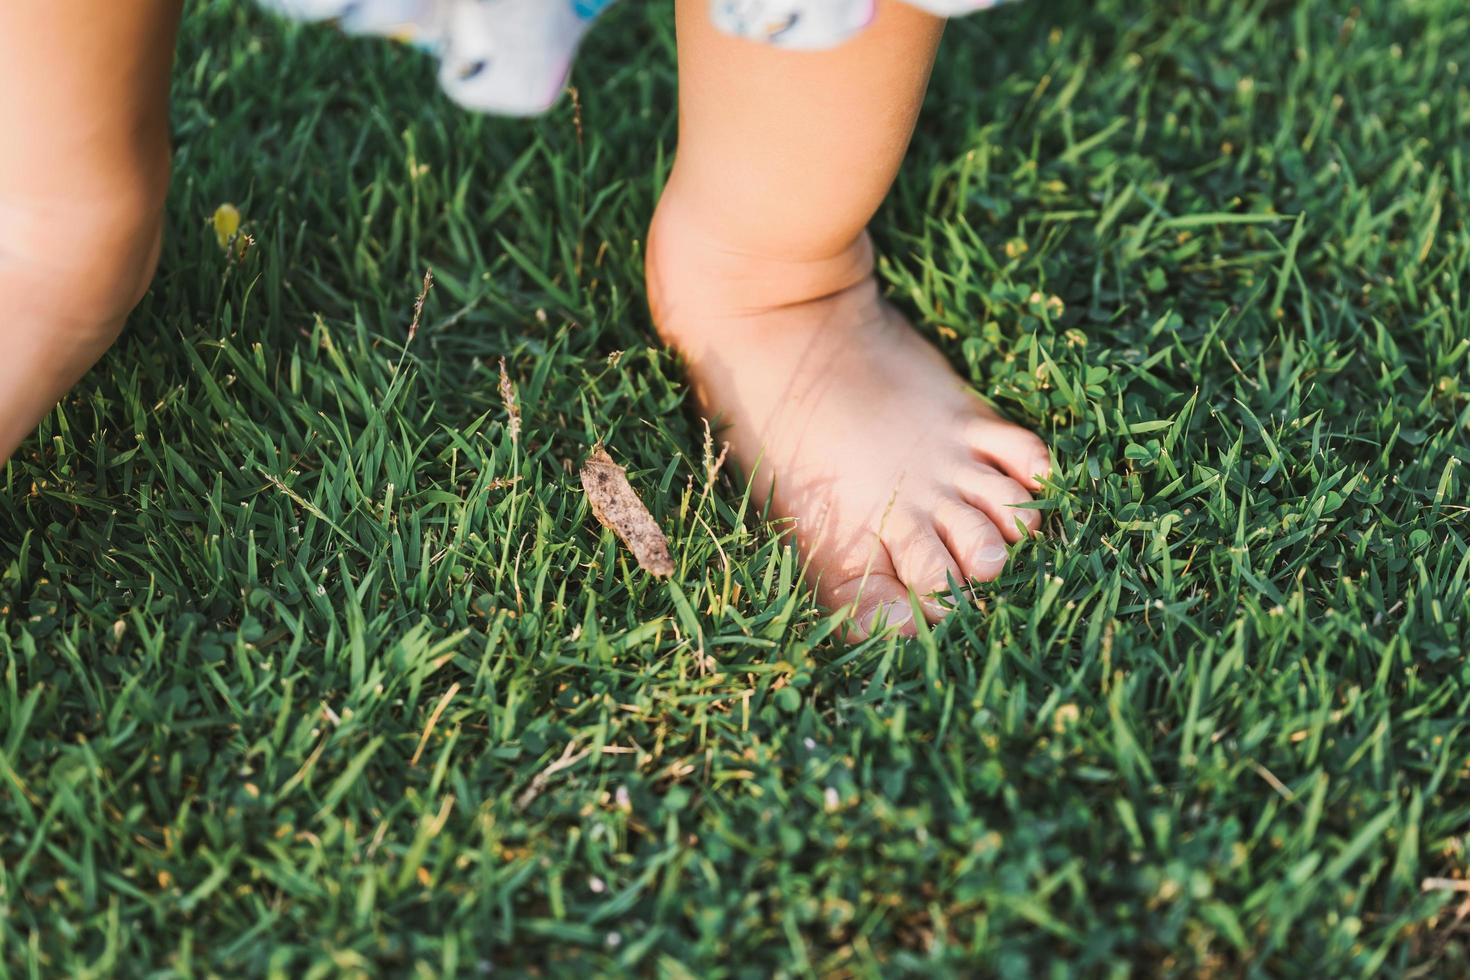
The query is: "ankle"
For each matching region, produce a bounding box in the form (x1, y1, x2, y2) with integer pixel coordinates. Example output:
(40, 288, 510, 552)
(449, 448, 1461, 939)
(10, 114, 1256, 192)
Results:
(645, 180, 876, 338)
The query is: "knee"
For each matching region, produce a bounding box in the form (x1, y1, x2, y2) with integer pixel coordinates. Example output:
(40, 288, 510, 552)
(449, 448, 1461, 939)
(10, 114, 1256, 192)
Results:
(2, 178, 169, 338)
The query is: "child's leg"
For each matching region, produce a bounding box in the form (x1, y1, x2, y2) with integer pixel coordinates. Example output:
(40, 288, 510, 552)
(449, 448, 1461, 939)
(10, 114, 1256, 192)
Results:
(0, 3, 182, 463)
(648, 0, 1051, 635)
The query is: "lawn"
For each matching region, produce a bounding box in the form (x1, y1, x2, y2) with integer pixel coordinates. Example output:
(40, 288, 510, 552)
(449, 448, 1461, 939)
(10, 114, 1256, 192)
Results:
(3, 0, 1469, 974)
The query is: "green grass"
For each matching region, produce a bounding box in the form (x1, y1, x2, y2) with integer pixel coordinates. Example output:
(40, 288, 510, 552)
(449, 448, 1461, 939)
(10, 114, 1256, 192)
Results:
(3, 0, 1469, 974)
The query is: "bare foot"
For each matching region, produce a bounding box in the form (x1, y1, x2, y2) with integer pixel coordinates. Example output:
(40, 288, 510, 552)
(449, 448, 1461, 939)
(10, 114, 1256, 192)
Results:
(647, 194, 1052, 637)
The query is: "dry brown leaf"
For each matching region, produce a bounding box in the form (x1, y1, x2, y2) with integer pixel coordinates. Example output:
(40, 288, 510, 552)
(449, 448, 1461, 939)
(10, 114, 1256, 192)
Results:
(580, 446, 674, 578)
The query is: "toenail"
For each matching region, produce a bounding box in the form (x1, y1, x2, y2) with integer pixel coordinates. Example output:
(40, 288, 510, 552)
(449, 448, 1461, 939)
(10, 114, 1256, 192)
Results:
(1032, 451, 1052, 480)
(873, 601, 912, 631)
(979, 545, 1008, 564)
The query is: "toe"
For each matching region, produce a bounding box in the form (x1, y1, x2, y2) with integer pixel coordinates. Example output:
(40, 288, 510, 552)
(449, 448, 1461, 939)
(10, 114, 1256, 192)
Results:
(934, 502, 1010, 583)
(881, 520, 971, 622)
(826, 572, 918, 640)
(965, 414, 1052, 491)
(955, 466, 1042, 541)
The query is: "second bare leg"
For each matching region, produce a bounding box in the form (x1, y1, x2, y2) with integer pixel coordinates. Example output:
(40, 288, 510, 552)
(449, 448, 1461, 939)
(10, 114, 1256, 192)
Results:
(0, 3, 182, 463)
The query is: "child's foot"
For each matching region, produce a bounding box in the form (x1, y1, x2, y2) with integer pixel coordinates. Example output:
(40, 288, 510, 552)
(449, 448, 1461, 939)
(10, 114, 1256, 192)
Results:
(647, 195, 1051, 637)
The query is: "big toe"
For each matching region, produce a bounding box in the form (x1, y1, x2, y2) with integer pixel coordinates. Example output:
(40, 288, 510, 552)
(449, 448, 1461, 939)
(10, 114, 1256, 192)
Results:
(828, 571, 919, 640)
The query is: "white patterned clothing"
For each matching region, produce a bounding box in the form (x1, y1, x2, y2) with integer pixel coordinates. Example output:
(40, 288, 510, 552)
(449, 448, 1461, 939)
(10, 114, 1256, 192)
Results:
(258, 0, 1011, 116)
